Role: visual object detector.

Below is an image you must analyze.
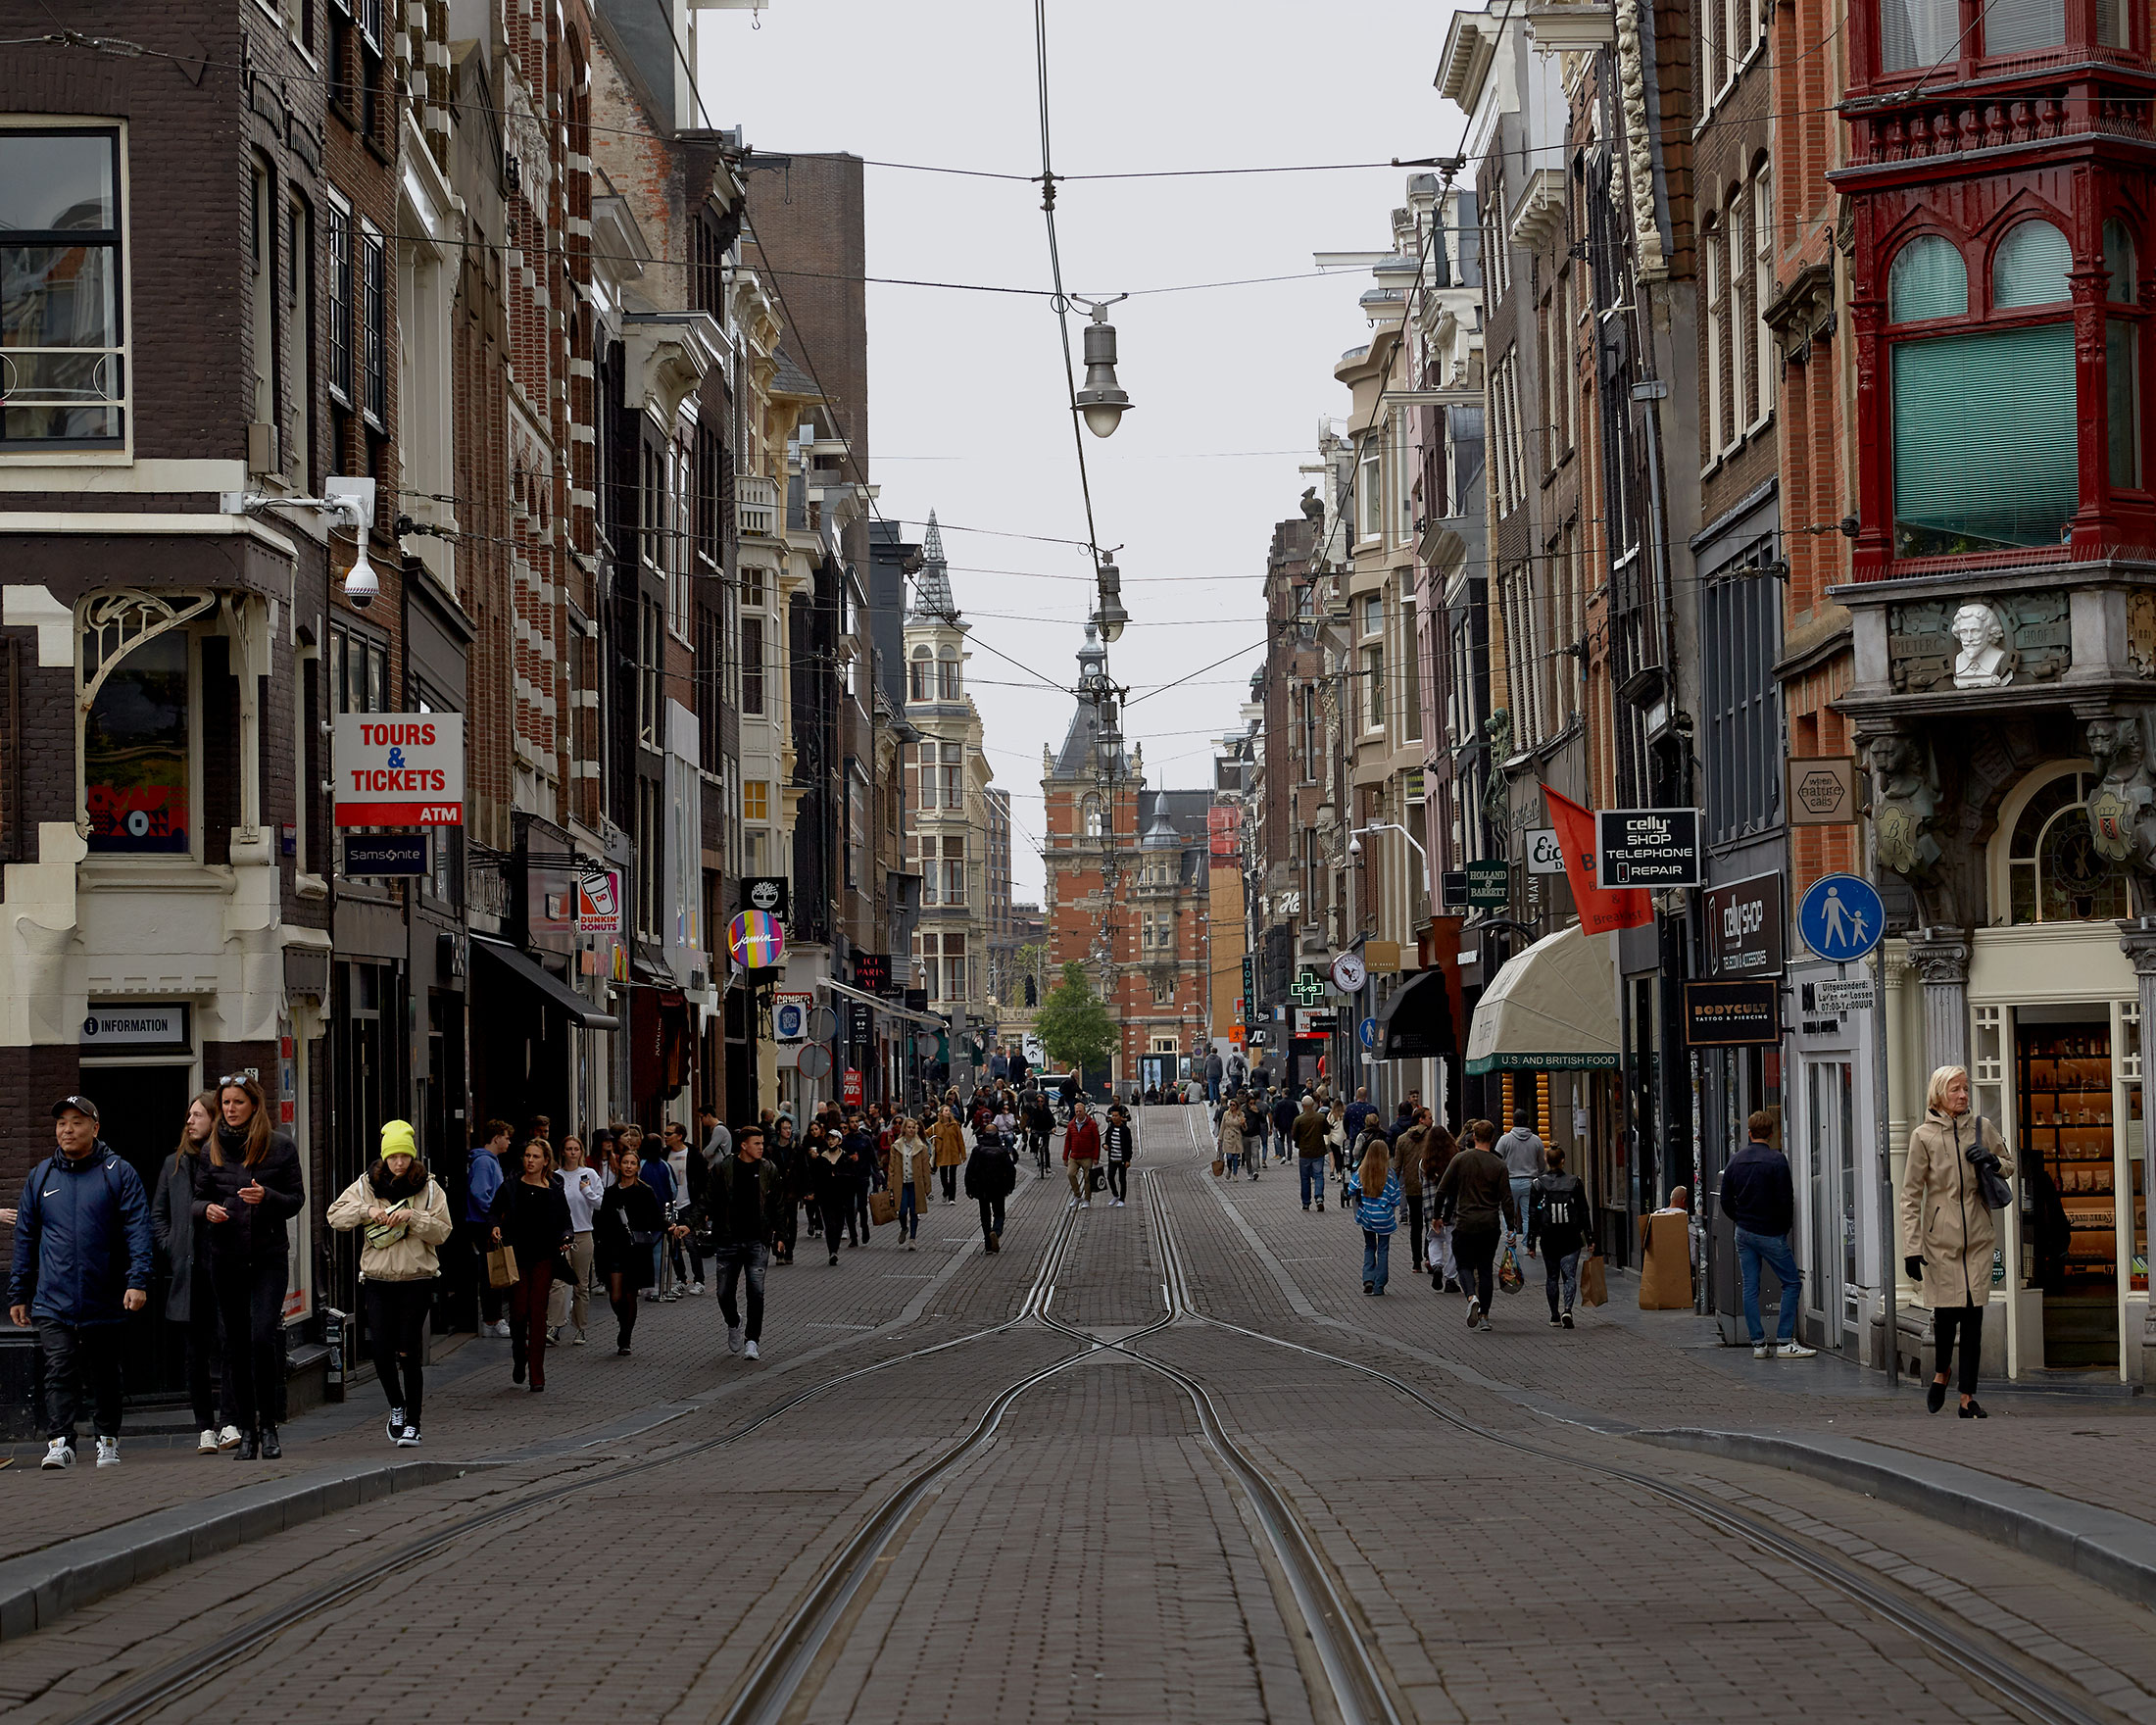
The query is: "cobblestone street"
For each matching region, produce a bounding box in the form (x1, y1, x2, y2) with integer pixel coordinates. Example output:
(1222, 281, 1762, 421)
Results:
(5, 1107, 2156, 1724)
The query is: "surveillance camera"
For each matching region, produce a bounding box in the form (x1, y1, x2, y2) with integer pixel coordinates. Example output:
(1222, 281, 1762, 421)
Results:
(344, 548, 380, 610)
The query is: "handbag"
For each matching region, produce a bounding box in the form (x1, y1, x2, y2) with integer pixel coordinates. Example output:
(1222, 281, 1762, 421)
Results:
(1959, 1118, 2015, 1209)
(486, 1245, 519, 1289)
(1579, 1252, 1608, 1307)
(1497, 1240, 1525, 1294)
(869, 1191, 899, 1226)
(1089, 1164, 1105, 1192)
(1212, 1158, 1226, 1177)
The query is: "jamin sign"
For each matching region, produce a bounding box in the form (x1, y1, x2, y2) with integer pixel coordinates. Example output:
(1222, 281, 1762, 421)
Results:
(332, 714, 466, 826)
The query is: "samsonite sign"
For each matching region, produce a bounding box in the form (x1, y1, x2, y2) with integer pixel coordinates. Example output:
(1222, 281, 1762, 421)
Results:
(332, 715, 465, 826)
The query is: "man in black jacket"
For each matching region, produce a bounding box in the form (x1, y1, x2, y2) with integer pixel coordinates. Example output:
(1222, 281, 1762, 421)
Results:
(708, 1128, 784, 1360)
(1721, 1110, 1814, 1360)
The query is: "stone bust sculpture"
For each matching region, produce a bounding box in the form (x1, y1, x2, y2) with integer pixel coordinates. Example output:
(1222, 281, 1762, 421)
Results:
(1949, 601, 2012, 688)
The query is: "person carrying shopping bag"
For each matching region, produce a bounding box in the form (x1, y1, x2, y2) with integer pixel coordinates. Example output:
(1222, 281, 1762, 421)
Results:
(326, 1120, 453, 1445)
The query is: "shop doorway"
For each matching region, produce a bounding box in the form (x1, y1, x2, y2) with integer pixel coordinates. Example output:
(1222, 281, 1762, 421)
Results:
(1802, 1059, 1857, 1353)
(2017, 1013, 2118, 1369)
(78, 1061, 195, 1400)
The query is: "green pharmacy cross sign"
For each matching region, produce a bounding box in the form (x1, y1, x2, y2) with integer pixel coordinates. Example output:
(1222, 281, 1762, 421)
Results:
(1290, 969, 1328, 1008)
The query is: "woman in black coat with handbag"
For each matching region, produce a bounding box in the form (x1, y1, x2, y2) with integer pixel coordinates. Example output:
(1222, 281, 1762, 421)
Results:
(596, 1146, 674, 1355)
(152, 1091, 232, 1453)
(200, 1074, 305, 1458)
(490, 1141, 572, 1390)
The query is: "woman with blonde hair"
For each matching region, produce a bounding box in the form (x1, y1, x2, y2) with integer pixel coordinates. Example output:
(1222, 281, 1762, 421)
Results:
(1344, 1134, 1403, 1296)
(887, 1115, 933, 1250)
(1900, 1064, 2014, 1417)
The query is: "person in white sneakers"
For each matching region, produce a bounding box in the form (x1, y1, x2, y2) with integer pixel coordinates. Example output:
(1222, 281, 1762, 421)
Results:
(326, 1119, 454, 1446)
(10, 1096, 153, 1470)
(152, 1090, 239, 1453)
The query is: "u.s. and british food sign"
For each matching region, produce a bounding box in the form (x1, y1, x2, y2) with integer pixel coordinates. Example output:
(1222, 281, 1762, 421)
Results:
(331, 715, 465, 826)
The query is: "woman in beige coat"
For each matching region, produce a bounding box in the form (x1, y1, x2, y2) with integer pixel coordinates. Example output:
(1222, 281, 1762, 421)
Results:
(930, 1106, 968, 1205)
(1899, 1065, 2014, 1418)
(887, 1119, 934, 1251)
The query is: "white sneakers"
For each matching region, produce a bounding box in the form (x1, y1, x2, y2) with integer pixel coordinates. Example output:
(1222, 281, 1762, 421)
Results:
(486, 1319, 512, 1337)
(198, 1428, 220, 1454)
(394, 1424, 422, 1448)
(744, 1339, 760, 1360)
(1111, 1199, 1125, 1208)
(218, 1424, 242, 1450)
(40, 1438, 73, 1470)
(95, 1438, 120, 1468)
(1778, 1341, 1818, 1359)
(690, 1281, 706, 1296)
(1752, 1343, 1773, 1358)
(387, 1407, 406, 1444)
(727, 1323, 744, 1355)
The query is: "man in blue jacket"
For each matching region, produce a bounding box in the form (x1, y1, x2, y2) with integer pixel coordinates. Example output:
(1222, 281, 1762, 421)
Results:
(1721, 1110, 1816, 1361)
(466, 1120, 511, 1335)
(9, 1096, 153, 1469)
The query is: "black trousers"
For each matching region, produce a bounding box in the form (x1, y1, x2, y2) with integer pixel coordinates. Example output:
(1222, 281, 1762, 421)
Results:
(364, 1278, 434, 1421)
(823, 1195, 857, 1249)
(607, 1272, 640, 1348)
(211, 1252, 289, 1430)
(1403, 1195, 1426, 1268)
(852, 1183, 872, 1241)
(1454, 1227, 1499, 1309)
(38, 1320, 124, 1440)
(939, 1164, 957, 1201)
(1935, 1303, 1984, 1395)
(1105, 1161, 1129, 1201)
(977, 1194, 1006, 1242)
(461, 1220, 504, 1324)
(173, 1270, 221, 1429)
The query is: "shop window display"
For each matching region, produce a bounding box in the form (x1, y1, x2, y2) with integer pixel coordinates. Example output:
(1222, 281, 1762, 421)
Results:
(83, 630, 189, 854)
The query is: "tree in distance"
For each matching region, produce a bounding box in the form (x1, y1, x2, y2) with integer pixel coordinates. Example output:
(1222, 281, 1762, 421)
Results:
(1036, 961, 1116, 1077)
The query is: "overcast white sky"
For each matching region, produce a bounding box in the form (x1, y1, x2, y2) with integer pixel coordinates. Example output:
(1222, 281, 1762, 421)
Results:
(698, 1, 1465, 901)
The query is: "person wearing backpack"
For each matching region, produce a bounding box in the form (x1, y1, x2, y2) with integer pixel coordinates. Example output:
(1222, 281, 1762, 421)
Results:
(1525, 1144, 1592, 1328)
(10, 1096, 154, 1470)
(1724, 1109, 1817, 1361)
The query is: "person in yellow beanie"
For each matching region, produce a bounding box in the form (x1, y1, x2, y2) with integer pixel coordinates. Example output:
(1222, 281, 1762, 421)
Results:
(325, 1120, 452, 1446)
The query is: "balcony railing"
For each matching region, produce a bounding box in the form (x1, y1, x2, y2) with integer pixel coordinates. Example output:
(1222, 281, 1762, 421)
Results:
(737, 471, 779, 537)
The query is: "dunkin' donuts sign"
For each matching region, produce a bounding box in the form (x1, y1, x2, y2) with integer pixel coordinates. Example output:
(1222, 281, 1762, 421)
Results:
(332, 714, 466, 826)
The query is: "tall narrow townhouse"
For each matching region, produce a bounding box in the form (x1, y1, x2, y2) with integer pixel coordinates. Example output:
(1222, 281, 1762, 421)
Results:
(590, 3, 740, 1130)
(0, 7, 339, 1415)
(1252, 514, 1324, 1060)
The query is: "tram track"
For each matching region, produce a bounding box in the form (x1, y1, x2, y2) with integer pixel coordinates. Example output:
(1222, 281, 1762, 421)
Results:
(1145, 1106, 2124, 1725)
(53, 1202, 1090, 1725)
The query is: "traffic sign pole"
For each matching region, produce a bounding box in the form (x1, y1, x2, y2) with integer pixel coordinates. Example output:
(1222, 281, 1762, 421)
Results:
(1875, 940, 1897, 1387)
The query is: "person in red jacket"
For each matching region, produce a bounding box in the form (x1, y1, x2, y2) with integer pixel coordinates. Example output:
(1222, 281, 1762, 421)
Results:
(1062, 1100, 1102, 1209)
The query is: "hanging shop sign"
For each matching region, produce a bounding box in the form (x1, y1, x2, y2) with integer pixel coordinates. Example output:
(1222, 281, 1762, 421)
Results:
(343, 833, 428, 876)
(726, 910, 786, 972)
(1594, 808, 1702, 888)
(1700, 870, 1785, 979)
(574, 869, 622, 934)
(331, 714, 464, 825)
(1787, 757, 1859, 826)
(855, 953, 892, 995)
(1440, 870, 1470, 913)
(842, 1067, 864, 1107)
(741, 876, 790, 917)
(774, 992, 813, 1042)
(1525, 828, 1565, 875)
(1295, 1008, 1339, 1037)
(1466, 859, 1511, 909)
(1683, 979, 1780, 1048)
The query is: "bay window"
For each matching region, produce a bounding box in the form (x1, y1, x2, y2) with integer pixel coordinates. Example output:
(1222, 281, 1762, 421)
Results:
(84, 631, 190, 855)
(1888, 223, 2084, 557)
(1, 127, 126, 449)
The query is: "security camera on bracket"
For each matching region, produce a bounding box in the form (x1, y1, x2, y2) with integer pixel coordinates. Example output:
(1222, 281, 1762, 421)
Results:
(220, 475, 379, 608)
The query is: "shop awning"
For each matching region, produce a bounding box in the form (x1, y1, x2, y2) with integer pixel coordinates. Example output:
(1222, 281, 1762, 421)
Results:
(1376, 968, 1452, 1061)
(819, 975, 946, 1030)
(1464, 923, 1618, 1075)
(471, 935, 619, 1029)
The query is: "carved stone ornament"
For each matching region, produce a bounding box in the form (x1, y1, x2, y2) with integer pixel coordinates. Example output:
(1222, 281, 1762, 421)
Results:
(1888, 592, 2069, 692)
(1906, 933, 1972, 987)
(2085, 711, 2156, 886)
(1949, 600, 2013, 688)
(2132, 591, 2156, 680)
(1866, 730, 1943, 880)
(1482, 707, 1514, 832)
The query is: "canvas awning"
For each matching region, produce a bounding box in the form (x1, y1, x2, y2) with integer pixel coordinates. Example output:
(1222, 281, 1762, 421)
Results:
(1376, 968, 1451, 1061)
(470, 935, 619, 1029)
(1464, 923, 1618, 1075)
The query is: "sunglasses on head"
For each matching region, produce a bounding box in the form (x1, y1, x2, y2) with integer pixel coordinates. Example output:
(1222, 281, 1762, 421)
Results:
(218, 1074, 254, 1090)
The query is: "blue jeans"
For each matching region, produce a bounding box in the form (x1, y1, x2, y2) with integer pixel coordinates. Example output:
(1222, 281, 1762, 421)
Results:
(1362, 1228, 1393, 1292)
(1736, 1227, 1802, 1344)
(1299, 1157, 1326, 1207)
(1508, 1177, 1533, 1239)
(899, 1185, 918, 1240)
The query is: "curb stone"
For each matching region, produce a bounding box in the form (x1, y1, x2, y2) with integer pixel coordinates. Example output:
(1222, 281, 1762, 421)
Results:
(1635, 1425, 2156, 1607)
(0, 1456, 493, 1641)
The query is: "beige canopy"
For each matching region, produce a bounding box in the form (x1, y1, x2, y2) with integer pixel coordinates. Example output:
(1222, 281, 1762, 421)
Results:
(1464, 922, 1620, 1075)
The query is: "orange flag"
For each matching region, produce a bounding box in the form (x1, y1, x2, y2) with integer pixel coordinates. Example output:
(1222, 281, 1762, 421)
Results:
(1543, 785, 1654, 934)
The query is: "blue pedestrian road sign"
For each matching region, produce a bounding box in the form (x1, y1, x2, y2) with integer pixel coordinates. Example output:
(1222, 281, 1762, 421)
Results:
(1358, 1017, 1378, 1051)
(1796, 872, 1885, 962)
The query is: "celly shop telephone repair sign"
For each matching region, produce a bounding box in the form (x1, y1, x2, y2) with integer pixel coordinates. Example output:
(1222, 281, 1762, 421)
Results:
(332, 715, 465, 826)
